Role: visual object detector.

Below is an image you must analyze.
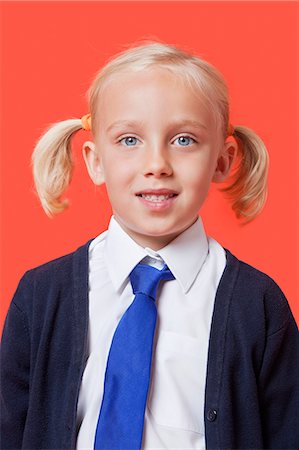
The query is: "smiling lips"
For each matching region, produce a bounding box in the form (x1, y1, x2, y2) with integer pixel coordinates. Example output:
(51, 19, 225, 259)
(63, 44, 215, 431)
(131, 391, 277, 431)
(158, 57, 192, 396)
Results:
(136, 189, 179, 208)
(136, 189, 178, 200)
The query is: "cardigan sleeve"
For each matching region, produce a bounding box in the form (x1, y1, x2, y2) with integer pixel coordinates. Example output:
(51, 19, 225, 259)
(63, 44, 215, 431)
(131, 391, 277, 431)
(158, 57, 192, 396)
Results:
(1, 272, 32, 450)
(258, 278, 299, 449)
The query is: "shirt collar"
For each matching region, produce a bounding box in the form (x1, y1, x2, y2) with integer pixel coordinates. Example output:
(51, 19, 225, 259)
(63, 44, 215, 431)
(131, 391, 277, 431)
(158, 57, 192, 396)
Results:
(104, 215, 209, 294)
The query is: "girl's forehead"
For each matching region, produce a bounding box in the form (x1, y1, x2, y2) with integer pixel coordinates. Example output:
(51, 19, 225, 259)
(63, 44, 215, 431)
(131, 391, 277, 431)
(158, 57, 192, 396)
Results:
(97, 68, 211, 116)
(99, 67, 199, 99)
(92, 67, 219, 137)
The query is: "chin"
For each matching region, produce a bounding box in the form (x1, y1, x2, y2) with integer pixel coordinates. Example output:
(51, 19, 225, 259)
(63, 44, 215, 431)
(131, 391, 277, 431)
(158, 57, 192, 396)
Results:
(135, 224, 180, 239)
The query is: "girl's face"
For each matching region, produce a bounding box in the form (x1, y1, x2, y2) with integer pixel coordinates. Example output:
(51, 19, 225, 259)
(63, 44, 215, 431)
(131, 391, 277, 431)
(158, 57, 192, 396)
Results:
(83, 68, 236, 250)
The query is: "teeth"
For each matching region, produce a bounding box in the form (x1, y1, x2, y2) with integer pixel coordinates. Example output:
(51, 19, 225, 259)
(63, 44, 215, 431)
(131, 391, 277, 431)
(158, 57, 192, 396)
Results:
(141, 194, 174, 201)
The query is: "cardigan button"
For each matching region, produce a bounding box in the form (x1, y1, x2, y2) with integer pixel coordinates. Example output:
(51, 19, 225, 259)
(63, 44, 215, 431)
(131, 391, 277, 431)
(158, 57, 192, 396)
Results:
(207, 409, 217, 422)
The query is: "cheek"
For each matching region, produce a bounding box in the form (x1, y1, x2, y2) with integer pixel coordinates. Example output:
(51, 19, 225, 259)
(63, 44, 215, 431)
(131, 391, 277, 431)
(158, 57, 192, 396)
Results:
(103, 155, 135, 187)
(179, 158, 212, 190)
(178, 159, 215, 208)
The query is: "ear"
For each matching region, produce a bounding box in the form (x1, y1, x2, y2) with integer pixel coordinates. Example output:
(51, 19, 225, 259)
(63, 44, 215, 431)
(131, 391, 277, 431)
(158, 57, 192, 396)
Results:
(82, 141, 105, 186)
(212, 138, 238, 183)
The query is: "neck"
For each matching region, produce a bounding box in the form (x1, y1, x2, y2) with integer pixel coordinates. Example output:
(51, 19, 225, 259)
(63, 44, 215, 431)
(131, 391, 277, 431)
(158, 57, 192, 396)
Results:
(113, 216, 198, 251)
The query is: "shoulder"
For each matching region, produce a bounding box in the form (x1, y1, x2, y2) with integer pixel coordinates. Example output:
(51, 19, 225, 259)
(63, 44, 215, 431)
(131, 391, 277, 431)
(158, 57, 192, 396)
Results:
(28, 236, 94, 274)
(11, 236, 95, 312)
(224, 247, 295, 335)
(224, 246, 287, 296)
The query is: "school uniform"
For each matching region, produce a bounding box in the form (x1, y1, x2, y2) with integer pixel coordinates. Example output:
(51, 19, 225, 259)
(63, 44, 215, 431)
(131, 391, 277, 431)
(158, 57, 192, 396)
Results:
(1, 215, 299, 450)
(76, 215, 226, 449)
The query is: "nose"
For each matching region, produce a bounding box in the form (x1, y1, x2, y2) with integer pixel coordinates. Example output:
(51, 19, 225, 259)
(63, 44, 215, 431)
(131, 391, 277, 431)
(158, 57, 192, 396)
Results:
(142, 146, 173, 177)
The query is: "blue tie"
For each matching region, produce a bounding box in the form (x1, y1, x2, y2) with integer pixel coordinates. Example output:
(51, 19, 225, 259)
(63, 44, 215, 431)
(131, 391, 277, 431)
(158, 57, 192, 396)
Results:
(94, 262, 175, 450)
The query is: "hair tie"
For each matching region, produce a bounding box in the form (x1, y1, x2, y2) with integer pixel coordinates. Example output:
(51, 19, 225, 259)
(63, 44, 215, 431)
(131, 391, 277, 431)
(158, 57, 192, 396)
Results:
(81, 113, 92, 131)
(227, 123, 235, 136)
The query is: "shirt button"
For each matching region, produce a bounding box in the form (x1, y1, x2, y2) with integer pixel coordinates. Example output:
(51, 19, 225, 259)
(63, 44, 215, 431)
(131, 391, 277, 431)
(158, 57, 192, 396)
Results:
(207, 409, 217, 422)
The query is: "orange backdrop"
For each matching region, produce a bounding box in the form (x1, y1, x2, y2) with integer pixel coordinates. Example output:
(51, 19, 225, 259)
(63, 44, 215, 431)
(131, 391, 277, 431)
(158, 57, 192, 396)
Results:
(1, 1, 298, 331)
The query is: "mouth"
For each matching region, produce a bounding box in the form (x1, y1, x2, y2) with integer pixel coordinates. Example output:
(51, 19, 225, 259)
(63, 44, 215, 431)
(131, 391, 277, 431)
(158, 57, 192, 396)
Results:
(135, 189, 179, 202)
(137, 193, 177, 202)
(135, 189, 179, 210)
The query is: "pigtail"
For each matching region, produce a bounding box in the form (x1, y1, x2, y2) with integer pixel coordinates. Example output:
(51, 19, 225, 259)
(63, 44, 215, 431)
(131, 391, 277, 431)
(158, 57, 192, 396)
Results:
(219, 125, 269, 225)
(31, 119, 83, 217)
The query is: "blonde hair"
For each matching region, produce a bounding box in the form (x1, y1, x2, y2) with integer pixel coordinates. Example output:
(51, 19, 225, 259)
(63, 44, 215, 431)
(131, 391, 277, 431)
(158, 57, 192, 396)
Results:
(31, 38, 269, 224)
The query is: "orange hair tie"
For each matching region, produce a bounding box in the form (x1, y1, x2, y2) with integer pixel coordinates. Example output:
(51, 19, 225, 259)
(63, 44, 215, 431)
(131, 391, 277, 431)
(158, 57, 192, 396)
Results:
(227, 123, 235, 136)
(81, 113, 92, 131)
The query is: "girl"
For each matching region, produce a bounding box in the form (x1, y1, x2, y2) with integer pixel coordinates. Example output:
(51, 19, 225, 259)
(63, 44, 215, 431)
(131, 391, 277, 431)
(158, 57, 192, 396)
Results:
(1, 40, 298, 450)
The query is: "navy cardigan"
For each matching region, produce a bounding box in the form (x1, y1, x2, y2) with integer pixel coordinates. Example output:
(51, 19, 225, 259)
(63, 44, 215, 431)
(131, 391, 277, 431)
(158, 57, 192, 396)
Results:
(1, 237, 299, 450)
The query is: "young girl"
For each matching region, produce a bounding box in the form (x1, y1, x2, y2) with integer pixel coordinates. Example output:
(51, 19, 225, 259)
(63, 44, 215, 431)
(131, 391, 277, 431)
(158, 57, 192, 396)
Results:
(1, 40, 298, 450)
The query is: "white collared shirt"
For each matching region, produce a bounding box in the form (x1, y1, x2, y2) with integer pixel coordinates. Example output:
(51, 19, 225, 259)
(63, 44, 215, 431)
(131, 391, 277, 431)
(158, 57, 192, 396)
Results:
(76, 215, 227, 449)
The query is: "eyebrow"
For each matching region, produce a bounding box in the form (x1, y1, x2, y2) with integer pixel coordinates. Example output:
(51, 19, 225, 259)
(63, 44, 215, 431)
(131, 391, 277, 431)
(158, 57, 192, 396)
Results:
(106, 119, 207, 133)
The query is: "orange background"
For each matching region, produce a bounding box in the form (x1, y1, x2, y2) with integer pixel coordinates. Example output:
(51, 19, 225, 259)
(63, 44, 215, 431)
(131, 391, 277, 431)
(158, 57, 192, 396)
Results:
(1, 1, 298, 331)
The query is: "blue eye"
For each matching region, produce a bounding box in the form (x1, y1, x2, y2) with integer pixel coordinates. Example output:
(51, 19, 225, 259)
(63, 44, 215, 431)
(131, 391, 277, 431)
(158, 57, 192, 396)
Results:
(174, 135, 195, 146)
(119, 136, 139, 146)
(118, 135, 196, 147)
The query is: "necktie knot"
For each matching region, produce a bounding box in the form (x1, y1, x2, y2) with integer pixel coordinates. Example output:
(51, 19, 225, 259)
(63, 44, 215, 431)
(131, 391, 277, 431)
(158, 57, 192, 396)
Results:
(129, 262, 175, 301)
